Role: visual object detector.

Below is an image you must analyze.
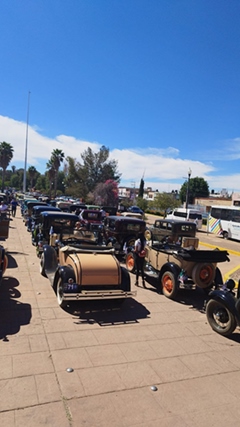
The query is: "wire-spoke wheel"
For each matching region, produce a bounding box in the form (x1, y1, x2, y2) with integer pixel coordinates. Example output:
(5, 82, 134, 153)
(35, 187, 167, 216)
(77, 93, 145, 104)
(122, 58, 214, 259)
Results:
(206, 299, 236, 336)
(56, 277, 67, 308)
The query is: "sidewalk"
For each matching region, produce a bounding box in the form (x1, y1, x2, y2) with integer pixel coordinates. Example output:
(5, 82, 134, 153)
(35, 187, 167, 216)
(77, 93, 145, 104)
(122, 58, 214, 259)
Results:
(1, 214, 240, 426)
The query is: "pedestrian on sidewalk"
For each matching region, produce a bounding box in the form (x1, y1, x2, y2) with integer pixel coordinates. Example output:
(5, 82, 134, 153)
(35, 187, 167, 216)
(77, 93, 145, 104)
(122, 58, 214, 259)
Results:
(10, 198, 18, 217)
(134, 232, 147, 287)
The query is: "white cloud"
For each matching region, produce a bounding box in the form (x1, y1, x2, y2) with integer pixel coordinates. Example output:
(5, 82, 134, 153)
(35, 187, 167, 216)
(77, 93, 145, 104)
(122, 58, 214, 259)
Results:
(0, 114, 240, 193)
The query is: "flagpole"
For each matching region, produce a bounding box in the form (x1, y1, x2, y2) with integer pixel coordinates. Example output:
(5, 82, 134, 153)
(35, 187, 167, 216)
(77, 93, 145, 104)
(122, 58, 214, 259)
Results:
(23, 91, 31, 193)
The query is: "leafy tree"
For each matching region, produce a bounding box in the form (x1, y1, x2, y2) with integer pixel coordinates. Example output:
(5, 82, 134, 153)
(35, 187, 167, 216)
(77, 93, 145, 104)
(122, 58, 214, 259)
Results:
(93, 179, 119, 206)
(80, 146, 121, 194)
(0, 141, 14, 191)
(149, 192, 180, 216)
(179, 177, 209, 204)
(46, 163, 55, 199)
(27, 166, 38, 189)
(138, 178, 144, 198)
(136, 197, 148, 212)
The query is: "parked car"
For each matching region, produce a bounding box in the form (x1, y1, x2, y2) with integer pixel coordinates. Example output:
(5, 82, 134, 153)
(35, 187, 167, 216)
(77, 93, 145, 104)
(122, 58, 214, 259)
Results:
(127, 206, 144, 215)
(33, 211, 80, 256)
(145, 219, 198, 246)
(126, 232, 230, 300)
(102, 216, 146, 256)
(79, 209, 103, 233)
(40, 241, 136, 308)
(30, 205, 61, 233)
(22, 200, 49, 223)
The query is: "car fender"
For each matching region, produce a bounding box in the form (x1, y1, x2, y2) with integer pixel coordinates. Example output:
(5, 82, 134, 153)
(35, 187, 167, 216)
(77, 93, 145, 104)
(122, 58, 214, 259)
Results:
(207, 290, 240, 322)
(42, 245, 58, 276)
(159, 262, 181, 280)
(53, 265, 75, 291)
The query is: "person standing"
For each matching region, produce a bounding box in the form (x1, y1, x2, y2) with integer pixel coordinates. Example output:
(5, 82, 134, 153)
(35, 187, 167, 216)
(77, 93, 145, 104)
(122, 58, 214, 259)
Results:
(134, 232, 147, 287)
(10, 198, 18, 217)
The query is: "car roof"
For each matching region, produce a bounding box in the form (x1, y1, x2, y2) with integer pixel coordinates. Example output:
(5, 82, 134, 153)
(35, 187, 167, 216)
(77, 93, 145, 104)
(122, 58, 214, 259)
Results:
(106, 215, 146, 223)
(40, 211, 79, 220)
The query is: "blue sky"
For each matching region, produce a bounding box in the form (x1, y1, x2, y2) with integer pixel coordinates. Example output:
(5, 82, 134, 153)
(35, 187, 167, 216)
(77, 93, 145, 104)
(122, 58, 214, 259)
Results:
(1, 0, 240, 193)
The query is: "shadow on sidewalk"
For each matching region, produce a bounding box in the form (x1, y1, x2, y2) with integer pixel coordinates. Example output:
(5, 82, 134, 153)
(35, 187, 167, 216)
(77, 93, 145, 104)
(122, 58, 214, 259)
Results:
(66, 298, 150, 326)
(0, 276, 32, 340)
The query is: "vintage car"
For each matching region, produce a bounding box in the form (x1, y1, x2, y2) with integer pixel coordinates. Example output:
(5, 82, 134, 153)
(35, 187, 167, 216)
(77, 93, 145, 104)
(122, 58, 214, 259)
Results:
(79, 209, 103, 233)
(145, 219, 197, 246)
(22, 200, 49, 223)
(40, 241, 136, 308)
(29, 205, 61, 233)
(126, 233, 230, 299)
(102, 216, 146, 256)
(33, 211, 80, 256)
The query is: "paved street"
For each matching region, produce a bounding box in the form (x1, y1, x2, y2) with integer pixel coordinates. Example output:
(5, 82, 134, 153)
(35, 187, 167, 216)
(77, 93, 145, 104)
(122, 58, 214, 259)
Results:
(1, 213, 240, 426)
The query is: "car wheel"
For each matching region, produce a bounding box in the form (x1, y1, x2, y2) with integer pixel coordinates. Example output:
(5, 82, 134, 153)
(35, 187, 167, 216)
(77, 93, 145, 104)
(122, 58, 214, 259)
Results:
(222, 231, 228, 239)
(126, 252, 135, 273)
(56, 277, 67, 308)
(206, 299, 236, 336)
(161, 270, 179, 299)
(126, 237, 135, 247)
(40, 253, 47, 277)
(192, 263, 215, 288)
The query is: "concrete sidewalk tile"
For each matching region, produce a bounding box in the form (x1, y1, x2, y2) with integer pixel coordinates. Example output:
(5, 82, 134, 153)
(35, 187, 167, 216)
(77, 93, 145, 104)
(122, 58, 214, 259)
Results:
(38, 307, 57, 319)
(110, 388, 166, 425)
(118, 341, 159, 362)
(148, 323, 194, 339)
(179, 353, 227, 376)
(0, 355, 13, 379)
(180, 403, 240, 427)
(133, 415, 190, 427)
(152, 376, 238, 415)
(29, 333, 49, 352)
(62, 330, 99, 348)
(216, 371, 240, 395)
(184, 320, 213, 336)
(68, 394, 123, 427)
(86, 343, 128, 366)
(77, 365, 126, 395)
(149, 357, 194, 382)
(0, 410, 15, 425)
(0, 376, 38, 411)
(174, 335, 213, 354)
(92, 327, 126, 345)
(35, 372, 61, 404)
(148, 338, 187, 358)
(43, 317, 80, 333)
(13, 351, 54, 377)
(114, 360, 162, 388)
(0, 335, 30, 355)
(15, 401, 70, 427)
(57, 369, 85, 399)
(46, 332, 67, 350)
(51, 347, 93, 371)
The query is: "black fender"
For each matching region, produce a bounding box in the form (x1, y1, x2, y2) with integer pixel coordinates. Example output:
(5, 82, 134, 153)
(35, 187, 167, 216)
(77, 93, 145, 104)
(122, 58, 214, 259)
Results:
(207, 290, 240, 323)
(52, 265, 75, 292)
(42, 245, 58, 277)
(120, 266, 131, 292)
(159, 262, 181, 281)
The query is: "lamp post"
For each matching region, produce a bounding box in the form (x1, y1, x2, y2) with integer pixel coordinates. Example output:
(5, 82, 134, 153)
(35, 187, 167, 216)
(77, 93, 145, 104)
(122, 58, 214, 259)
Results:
(23, 91, 31, 193)
(186, 168, 192, 210)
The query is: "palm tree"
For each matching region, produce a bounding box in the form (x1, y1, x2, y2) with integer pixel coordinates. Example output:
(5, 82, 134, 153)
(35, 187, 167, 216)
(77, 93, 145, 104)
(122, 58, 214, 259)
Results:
(28, 166, 37, 190)
(46, 161, 55, 199)
(0, 141, 14, 191)
(49, 149, 65, 198)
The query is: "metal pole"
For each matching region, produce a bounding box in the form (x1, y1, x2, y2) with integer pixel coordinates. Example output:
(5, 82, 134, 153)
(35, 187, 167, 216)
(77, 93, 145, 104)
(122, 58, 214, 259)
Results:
(186, 168, 191, 210)
(23, 91, 31, 193)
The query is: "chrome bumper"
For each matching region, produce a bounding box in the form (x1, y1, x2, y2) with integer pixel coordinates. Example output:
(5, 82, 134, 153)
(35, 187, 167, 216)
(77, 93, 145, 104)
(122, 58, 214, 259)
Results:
(62, 289, 137, 301)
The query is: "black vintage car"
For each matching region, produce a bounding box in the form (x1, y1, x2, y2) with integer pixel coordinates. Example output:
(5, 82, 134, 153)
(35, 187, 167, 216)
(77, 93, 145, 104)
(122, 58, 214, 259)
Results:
(33, 211, 80, 256)
(30, 205, 61, 233)
(102, 215, 146, 256)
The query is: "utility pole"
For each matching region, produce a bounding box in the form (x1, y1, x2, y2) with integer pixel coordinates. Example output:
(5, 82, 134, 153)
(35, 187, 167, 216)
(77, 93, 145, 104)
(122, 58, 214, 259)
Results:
(186, 168, 192, 210)
(23, 91, 31, 193)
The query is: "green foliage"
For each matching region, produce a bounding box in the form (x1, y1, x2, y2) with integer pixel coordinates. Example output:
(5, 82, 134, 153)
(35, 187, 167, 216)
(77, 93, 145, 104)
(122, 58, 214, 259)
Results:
(0, 141, 14, 190)
(179, 177, 209, 204)
(136, 197, 148, 212)
(148, 192, 180, 216)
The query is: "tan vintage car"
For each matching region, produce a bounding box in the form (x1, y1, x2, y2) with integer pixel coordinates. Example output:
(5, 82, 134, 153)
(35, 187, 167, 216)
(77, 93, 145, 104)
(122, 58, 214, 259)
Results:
(40, 240, 136, 308)
(126, 234, 230, 299)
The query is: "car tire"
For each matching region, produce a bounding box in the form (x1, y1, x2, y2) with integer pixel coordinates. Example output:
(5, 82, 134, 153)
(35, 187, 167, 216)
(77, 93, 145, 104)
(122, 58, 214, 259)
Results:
(144, 228, 152, 241)
(161, 270, 179, 299)
(192, 263, 215, 288)
(126, 252, 135, 273)
(40, 253, 47, 277)
(206, 299, 237, 336)
(56, 277, 67, 308)
(222, 231, 228, 239)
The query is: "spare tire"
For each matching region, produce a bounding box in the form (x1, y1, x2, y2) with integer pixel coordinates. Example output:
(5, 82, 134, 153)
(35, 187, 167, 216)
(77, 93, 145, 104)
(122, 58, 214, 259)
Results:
(192, 263, 215, 288)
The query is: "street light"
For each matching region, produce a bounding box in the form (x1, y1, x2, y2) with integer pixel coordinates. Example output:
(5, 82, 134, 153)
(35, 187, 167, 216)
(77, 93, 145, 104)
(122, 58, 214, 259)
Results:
(186, 168, 192, 210)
